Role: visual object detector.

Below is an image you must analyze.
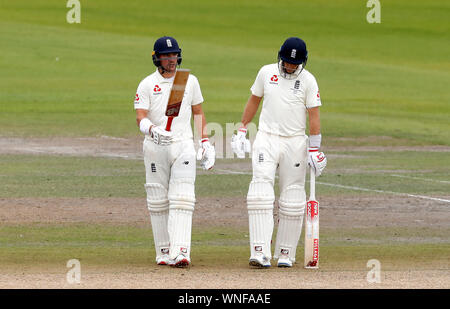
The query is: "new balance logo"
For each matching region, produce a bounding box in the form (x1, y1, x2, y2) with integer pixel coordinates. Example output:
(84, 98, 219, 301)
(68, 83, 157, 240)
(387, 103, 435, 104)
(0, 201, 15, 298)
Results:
(151, 163, 156, 173)
(294, 80, 300, 89)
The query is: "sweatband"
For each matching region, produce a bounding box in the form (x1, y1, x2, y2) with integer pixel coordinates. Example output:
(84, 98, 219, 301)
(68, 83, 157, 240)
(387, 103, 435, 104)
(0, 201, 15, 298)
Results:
(309, 134, 321, 148)
(139, 118, 152, 135)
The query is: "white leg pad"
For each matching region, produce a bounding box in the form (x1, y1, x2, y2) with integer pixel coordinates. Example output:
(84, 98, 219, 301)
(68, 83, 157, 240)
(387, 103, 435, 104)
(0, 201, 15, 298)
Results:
(168, 179, 195, 260)
(145, 183, 170, 259)
(274, 185, 306, 262)
(247, 180, 275, 259)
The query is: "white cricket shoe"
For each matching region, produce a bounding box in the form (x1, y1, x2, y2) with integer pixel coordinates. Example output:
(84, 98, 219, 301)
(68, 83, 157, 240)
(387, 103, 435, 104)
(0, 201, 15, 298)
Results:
(156, 254, 173, 266)
(249, 254, 271, 268)
(277, 257, 293, 268)
(172, 254, 190, 268)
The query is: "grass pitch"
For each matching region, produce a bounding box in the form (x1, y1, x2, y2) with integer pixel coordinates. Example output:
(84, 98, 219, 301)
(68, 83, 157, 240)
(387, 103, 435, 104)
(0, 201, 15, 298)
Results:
(0, 0, 449, 143)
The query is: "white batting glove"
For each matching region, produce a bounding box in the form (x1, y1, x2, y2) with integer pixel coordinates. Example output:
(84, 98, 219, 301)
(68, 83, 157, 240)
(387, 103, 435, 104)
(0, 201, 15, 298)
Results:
(231, 127, 251, 159)
(150, 125, 173, 146)
(308, 147, 327, 177)
(197, 138, 215, 170)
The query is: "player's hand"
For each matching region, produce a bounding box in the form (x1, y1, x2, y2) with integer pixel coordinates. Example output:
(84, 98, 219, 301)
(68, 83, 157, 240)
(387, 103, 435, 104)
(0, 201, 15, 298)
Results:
(150, 125, 173, 146)
(197, 138, 215, 170)
(308, 147, 327, 177)
(231, 127, 251, 159)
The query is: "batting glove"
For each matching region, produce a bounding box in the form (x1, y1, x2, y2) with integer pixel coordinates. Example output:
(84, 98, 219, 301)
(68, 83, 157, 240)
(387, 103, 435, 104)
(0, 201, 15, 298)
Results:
(150, 125, 173, 146)
(308, 147, 327, 177)
(231, 127, 251, 159)
(197, 138, 215, 170)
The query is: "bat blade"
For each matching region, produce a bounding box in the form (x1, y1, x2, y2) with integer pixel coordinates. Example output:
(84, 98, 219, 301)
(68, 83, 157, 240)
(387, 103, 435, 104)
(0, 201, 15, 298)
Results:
(165, 69, 190, 131)
(305, 167, 319, 269)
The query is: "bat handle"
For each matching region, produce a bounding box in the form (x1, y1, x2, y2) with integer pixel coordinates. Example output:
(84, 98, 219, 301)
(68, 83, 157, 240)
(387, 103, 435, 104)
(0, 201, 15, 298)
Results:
(310, 166, 316, 200)
(165, 116, 174, 132)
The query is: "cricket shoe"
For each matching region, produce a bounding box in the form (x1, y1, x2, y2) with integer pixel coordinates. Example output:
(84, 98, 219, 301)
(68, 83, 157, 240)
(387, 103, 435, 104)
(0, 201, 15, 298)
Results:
(156, 254, 173, 266)
(172, 254, 191, 268)
(277, 257, 293, 268)
(249, 254, 271, 268)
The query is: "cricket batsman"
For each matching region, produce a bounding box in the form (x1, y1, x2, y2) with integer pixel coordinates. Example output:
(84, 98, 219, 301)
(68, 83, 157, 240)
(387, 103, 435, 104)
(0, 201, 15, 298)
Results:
(134, 36, 215, 267)
(231, 37, 327, 267)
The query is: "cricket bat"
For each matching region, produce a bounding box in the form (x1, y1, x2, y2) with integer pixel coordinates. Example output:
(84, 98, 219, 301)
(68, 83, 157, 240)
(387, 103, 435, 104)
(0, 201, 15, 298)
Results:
(304, 166, 319, 268)
(165, 68, 190, 131)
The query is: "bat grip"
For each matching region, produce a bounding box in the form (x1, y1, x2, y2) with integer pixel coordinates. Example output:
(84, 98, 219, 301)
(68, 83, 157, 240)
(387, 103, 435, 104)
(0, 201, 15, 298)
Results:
(165, 116, 173, 132)
(310, 166, 316, 200)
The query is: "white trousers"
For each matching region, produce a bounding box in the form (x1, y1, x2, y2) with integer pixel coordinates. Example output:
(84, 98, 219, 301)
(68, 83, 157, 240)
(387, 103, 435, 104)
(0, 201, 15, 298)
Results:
(247, 131, 307, 262)
(143, 137, 196, 260)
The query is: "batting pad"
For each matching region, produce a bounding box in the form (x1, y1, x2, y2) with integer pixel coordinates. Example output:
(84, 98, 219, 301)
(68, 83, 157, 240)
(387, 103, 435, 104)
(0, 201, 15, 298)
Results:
(145, 183, 170, 260)
(168, 179, 195, 259)
(247, 180, 275, 259)
(274, 185, 306, 261)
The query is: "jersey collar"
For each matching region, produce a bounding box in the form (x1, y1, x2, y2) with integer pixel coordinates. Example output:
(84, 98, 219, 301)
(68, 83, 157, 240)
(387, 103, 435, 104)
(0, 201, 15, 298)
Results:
(155, 69, 175, 84)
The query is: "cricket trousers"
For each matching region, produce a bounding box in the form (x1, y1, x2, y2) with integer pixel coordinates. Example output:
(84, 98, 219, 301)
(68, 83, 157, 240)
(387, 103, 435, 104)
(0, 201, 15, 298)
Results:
(247, 130, 308, 262)
(143, 137, 196, 261)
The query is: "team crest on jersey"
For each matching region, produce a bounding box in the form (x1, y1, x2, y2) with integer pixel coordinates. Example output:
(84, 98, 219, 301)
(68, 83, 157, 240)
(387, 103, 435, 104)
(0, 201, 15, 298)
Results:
(290, 80, 301, 94)
(269, 75, 278, 85)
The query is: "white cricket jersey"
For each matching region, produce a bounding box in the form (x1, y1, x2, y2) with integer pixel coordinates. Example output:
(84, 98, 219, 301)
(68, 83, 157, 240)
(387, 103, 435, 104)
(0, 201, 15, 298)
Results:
(250, 63, 321, 137)
(134, 69, 204, 142)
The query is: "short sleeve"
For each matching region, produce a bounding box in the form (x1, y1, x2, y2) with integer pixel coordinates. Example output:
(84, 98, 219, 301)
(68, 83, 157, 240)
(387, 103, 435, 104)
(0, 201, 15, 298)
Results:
(250, 67, 265, 97)
(134, 80, 150, 110)
(305, 74, 322, 109)
(190, 75, 204, 106)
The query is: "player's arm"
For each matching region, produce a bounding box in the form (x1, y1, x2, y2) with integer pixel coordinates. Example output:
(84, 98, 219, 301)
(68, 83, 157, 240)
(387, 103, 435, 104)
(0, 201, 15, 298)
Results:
(134, 83, 171, 144)
(136, 109, 154, 133)
(241, 95, 262, 128)
(307, 106, 326, 176)
(231, 95, 260, 158)
(192, 103, 215, 170)
(192, 103, 208, 139)
(135, 108, 172, 145)
(307, 106, 320, 136)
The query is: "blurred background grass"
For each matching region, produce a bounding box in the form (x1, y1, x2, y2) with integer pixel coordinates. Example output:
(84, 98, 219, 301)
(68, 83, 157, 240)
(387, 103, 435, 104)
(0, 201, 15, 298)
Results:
(0, 0, 448, 144)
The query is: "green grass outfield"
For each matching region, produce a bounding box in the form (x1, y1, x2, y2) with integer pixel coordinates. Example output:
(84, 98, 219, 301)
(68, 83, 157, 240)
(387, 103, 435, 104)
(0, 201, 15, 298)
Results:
(1, 151, 449, 198)
(0, 225, 448, 272)
(0, 0, 449, 282)
(0, 152, 448, 273)
(0, 0, 449, 144)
